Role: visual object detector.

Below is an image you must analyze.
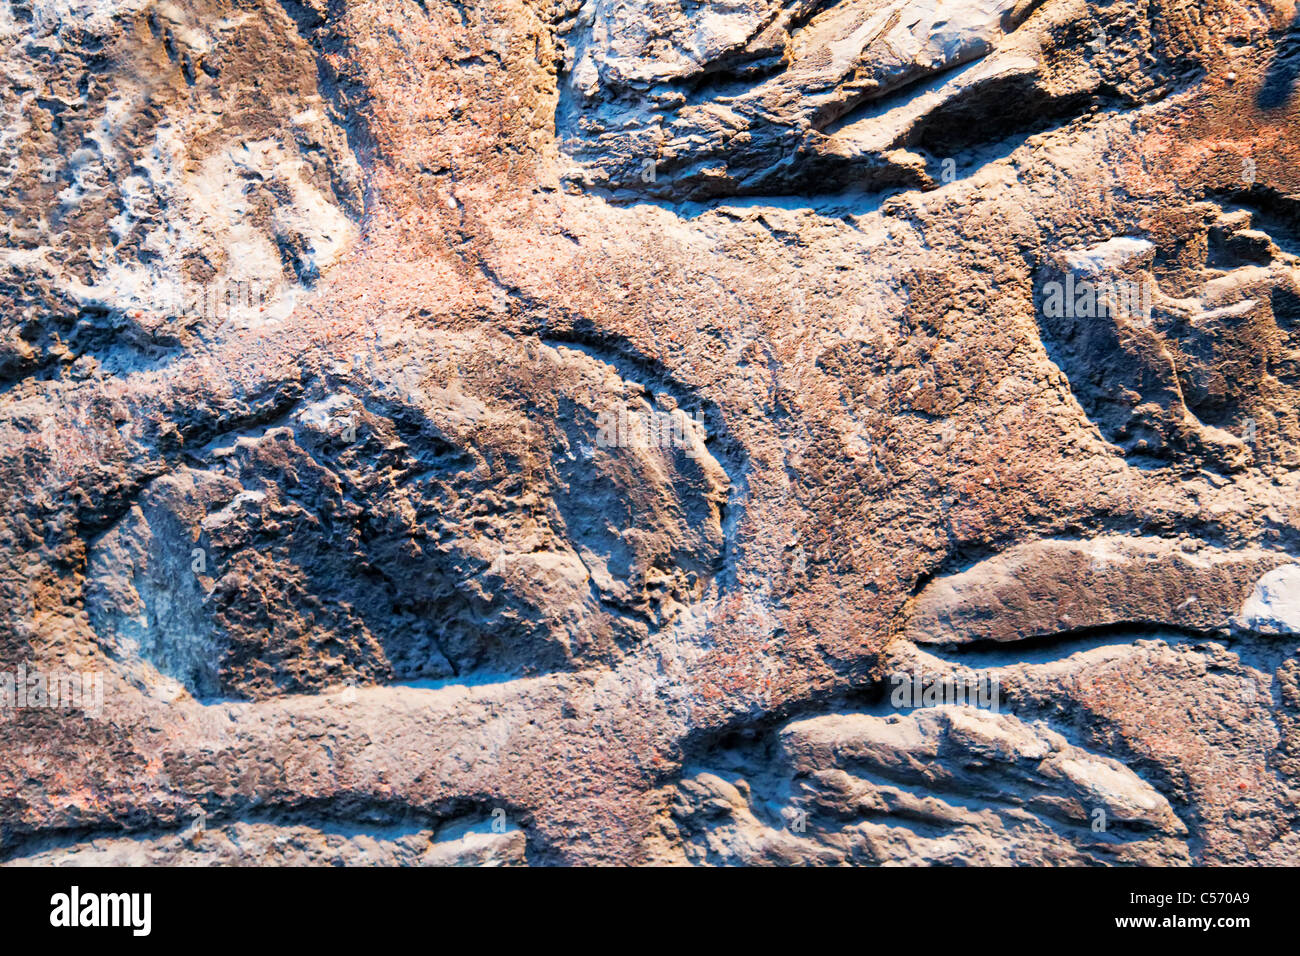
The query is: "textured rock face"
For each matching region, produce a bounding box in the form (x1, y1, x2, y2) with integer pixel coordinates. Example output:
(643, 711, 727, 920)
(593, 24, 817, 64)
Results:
(1, 0, 1299, 867)
(0, 0, 362, 380)
(644, 707, 1190, 865)
(6, 810, 529, 865)
(84, 332, 729, 700)
(1240, 564, 1300, 635)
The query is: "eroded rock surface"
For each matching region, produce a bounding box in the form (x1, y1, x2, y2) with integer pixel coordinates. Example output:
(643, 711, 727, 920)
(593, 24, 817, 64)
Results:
(905, 535, 1297, 644)
(84, 331, 730, 699)
(644, 707, 1190, 865)
(2, 0, 1300, 866)
(6, 811, 528, 866)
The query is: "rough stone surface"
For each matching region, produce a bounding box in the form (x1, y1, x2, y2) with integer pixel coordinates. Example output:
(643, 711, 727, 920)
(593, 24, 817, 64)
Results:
(1240, 564, 1300, 635)
(1, 0, 1299, 866)
(643, 706, 1190, 865)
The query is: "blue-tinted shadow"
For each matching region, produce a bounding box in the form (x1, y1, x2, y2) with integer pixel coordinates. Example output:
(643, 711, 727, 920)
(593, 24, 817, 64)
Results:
(1259, 11, 1300, 110)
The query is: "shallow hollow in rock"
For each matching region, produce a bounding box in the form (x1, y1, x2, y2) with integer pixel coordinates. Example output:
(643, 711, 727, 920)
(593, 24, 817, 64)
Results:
(84, 332, 733, 701)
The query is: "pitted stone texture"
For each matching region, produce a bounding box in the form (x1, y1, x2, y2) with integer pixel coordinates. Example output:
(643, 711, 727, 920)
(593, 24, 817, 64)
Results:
(86, 332, 730, 700)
